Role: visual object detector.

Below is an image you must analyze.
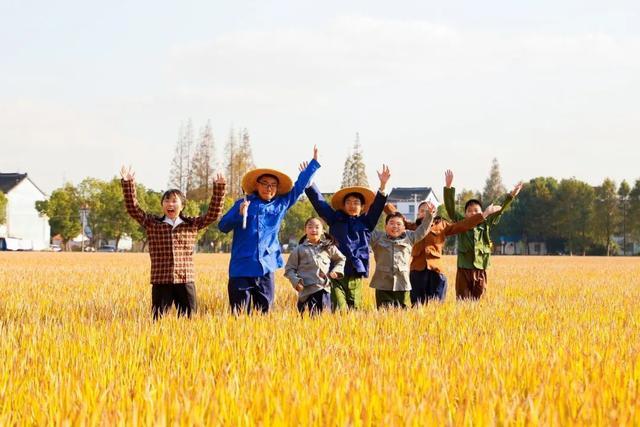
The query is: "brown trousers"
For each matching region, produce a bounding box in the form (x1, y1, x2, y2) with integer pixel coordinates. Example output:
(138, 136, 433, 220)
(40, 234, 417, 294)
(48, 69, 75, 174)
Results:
(455, 268, 487, 300)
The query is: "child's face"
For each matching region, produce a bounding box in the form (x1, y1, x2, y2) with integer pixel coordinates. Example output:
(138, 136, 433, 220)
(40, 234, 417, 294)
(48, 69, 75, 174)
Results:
(305, 219, 323, 242)
(343, 196, 363, 216)
(256, 176, 279, 201)
(465, 203, 482, 218)
(162, 194, 183, 220)
(417, 203, 429, 219)
(385, 217, 406, 238)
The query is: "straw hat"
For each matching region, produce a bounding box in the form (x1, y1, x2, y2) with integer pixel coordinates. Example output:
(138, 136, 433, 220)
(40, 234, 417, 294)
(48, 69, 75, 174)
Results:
(330, 186, 376, 212)
(241, 168, 293, 196)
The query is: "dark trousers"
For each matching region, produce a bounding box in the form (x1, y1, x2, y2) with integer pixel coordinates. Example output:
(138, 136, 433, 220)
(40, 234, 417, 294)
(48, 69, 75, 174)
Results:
(410, 269, 448, 306)
(228, 272, 275, 314)
(151, 283, 197, 319)
(297, 290, 331, 315)
(455, 268, 487, 300)
(375, 290, 411, 309)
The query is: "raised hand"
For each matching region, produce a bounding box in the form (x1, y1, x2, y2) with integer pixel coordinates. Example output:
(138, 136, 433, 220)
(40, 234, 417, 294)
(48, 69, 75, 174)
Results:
(313, 145, 318, 161)
(120, 165, 135, 181)
(299, 161, 309, 172)
(511, 182, 524, 198)
(377, 164, 391, 191)
(425, 201, 437, 216)
(482, 204, 502, 218)
(214, 173, 226, 185)
(445, 170, 454, 188)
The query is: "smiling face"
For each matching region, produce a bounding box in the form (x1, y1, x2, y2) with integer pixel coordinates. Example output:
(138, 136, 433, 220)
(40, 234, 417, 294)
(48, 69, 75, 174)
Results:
(385, 216, 406, 238)
(161, 193, 184, 220)
(256, 175, 279, 201)
(417, 202, 429, 219)
(464, 200, 482, 218)
(305, 218, 323, 243)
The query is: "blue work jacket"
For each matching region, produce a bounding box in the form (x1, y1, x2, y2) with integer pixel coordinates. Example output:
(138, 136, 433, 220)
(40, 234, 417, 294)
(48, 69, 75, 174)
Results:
(219, 159, 320, 277)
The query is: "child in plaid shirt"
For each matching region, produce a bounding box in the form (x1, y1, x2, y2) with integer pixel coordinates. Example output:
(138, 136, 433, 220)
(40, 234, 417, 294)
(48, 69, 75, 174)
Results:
(120, 166, 226, 319)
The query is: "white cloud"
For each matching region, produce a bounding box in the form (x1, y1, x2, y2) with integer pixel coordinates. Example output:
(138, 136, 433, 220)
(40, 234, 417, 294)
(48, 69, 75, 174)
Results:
(2, 15, 639, 194)
(162, 16, 640, 191)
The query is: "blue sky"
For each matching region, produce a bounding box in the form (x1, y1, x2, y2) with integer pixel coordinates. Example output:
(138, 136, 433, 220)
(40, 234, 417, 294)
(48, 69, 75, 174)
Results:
(1, 0, 639, 195)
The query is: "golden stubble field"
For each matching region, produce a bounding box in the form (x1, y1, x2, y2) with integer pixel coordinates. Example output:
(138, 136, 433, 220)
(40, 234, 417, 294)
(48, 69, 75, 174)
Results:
(0, 253, 639, 426)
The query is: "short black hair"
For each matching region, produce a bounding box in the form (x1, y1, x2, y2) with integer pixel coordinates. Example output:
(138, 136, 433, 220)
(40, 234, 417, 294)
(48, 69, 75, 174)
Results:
(385, 212, 405, 224)
(257, 174, 279, 184)
(343, 192, 365, 205)
(162, 189, 186, 205)
(464, 199, 483, 211)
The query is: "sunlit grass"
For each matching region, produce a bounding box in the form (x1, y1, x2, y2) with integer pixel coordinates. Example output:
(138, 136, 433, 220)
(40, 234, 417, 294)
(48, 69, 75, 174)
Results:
(0, 253, 638, 425)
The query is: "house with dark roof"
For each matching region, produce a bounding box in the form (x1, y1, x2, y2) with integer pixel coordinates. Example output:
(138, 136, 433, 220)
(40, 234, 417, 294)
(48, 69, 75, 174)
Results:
(387, 187, 440, 221)
(0, 173, 50, 250)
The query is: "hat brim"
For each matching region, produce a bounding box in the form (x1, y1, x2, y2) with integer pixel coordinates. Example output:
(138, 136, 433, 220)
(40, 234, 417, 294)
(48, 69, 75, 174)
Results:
(242, 168, 293, 196)
(331, 186, 376, 212)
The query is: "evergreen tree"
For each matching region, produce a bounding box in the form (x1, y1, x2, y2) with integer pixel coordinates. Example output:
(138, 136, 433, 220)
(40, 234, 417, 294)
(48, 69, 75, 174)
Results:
(628, 179, 640, 242)
(340, 133, 369, 187)
(350, 133, 369, 187)
(618, 180, 631, 254)
(340, 150, 353, 188)
(594, 178, 619, 256)
(482, 158, 507, 205)
(553, 178, 595, 255)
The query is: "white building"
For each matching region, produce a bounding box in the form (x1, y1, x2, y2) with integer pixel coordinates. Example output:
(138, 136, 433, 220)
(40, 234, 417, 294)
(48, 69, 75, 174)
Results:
(387, 187, 440, 222)
(0, 173, 50, 250)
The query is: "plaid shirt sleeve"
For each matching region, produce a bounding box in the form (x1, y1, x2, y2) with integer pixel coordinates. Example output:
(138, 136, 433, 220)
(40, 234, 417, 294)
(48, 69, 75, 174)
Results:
(192, 182, 226, 230)
(121, 179, 152, 227)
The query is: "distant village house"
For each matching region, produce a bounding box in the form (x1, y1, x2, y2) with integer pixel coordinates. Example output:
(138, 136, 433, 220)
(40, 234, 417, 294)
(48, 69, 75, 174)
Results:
(0, 173, 50, 250)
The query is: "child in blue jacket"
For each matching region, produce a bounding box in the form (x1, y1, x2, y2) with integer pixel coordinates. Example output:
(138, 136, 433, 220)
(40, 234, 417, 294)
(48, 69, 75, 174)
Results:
(304, 165, 390, 310)
(219, 146, 320, 314)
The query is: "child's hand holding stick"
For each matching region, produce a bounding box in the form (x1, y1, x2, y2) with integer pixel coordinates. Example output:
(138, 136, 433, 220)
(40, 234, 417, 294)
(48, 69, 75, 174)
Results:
(240, 194, 249, 229)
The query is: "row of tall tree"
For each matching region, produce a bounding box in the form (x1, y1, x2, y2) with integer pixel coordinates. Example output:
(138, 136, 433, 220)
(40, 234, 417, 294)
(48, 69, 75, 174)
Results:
(31, 123, 639, 255)
(168, 120, 256, 202)
(449, 159, 640, 256)
(32, 127, 369, 251)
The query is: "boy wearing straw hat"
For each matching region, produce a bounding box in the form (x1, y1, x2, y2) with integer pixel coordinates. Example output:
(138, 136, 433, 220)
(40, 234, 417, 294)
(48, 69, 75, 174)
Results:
(218, 146, 320, 314)
(304, 165, 391, 310)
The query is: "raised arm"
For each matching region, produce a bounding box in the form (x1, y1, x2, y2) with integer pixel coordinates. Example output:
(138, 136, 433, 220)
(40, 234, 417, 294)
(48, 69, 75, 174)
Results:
(284, 145, 321, 208)
(444, 213, 484, 236)
(486, 182, 523, 227)
(193, 174, 227, 230)
(384, 203, 417, 231)
(365, 164, 391, 230)
(407, 202, 435, 244)
(120, 166, 151, 227)
(443, 169, 463, 221)
(305, 183, 337, 225)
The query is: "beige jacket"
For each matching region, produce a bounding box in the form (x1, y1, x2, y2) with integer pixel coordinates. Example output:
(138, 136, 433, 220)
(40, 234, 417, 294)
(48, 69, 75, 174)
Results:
(369, 212, 433, 291)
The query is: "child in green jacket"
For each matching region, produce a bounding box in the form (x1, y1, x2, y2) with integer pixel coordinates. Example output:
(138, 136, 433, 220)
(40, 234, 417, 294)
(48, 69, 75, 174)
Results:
(444, 170, 522, 299)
